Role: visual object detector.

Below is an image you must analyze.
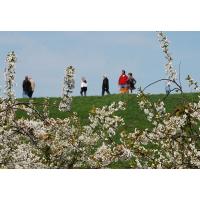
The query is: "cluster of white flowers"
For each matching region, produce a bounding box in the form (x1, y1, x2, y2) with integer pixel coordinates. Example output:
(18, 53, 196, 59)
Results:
(4, 51, 17, 100)
(0, 101, 129, 169)
(186, 75, 199, 91)
(0, 51, 17, 124)
(88, 102, 125, 137)
(138, 92, 166, 125)
(125, 32, 200, 168)
(0, 69, 130, 168)
(122, 106, 200, 168)
(157, 31, 177, 81)
(84, 101, 134, 168)
(59, 66, 75, 112)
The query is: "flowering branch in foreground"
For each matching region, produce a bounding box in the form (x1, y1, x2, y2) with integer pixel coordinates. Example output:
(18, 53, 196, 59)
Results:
(4, 51, 17, 100)
(186, 75, 200, 91)
(0, 56, 132, 168)
(1, 51, 17, 123)
(129, 32, 200, 168)
(59, 66, 75, 112)
(157, 31, 177, 81)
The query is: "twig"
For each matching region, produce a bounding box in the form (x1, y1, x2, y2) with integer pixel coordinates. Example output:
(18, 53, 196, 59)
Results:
(178, 61, 182, 90)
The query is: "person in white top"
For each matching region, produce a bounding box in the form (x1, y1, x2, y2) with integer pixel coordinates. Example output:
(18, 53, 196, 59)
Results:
(80, 77, 87, 96)
(28, 76, 35, 98)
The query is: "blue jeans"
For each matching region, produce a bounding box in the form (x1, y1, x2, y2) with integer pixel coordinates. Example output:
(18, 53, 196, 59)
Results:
(120, 84, 127, 89)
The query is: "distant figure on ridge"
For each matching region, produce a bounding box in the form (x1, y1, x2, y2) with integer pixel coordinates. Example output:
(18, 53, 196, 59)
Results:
(127, 73, 137, 93)
(22, 76, 32, 98)
(118, 70, 129, 93)
(80, 77, 87, 96)
(165, 81, 171, 95)
(102, 75, 110, 96)
(29, 76, 35, 98)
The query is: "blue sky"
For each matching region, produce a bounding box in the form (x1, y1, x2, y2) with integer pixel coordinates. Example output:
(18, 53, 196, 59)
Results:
(0, 31, 199, 98)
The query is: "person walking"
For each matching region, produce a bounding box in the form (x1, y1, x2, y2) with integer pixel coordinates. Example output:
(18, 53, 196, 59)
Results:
(127, 73, 136, 93)
(102, 75, 110, 96)
(165, 81, 171, 95)
(118, 70, 129, 93)
(29, 76, 35, 98)
(80, 77, 87, 96)
(22, 76, 32, 98)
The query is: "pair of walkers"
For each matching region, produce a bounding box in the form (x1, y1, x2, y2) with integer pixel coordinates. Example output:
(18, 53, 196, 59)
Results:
(118, 70, 136, 93)
(80, 75, 110, 96)
(22, 76, 35, 98)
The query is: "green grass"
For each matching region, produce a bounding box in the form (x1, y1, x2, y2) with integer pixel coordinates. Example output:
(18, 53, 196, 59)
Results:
(16, 93, 200, 132)
(16, 93, 200, 168)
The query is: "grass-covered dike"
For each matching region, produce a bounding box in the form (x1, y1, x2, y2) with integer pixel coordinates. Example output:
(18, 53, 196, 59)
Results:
(17, 93, 200, 132)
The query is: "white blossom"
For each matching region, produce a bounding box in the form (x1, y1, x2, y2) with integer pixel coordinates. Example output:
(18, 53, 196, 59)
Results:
(59, 66, 75, 112)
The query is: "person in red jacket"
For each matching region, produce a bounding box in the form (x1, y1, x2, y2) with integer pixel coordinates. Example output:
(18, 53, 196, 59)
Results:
(118, 70, 129, 93)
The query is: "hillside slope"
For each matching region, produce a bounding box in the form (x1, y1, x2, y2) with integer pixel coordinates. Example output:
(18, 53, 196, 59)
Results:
(17, 93, 199, 132)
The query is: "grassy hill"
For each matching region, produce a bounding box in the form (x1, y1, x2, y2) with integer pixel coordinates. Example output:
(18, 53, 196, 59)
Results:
(16, 93, 200, 132)
(16, 93, 200, 168)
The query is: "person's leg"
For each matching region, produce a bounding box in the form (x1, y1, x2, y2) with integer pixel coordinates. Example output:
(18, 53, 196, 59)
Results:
(30, 91, 33, 98)
(166, 90, 170, 95)
(106, 89, 110, 95)
(102, 88, 105, 96)
(27, 91, 32, 98)
(80, 88, 83, 96)
(84, 87, 87, 96)
(119, 84, 123, 93)
(125, 85, 129, 94)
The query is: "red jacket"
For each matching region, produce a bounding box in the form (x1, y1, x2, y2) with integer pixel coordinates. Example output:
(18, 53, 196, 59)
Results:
(118, 74, 128, 85)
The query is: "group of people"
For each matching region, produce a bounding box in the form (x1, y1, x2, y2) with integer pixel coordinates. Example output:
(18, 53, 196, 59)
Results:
(118, 70, 136, 94)
(22, 70, 172, 98)
(22, 70, 136, 98)
(22, 76, 35, 98)
(80, 70, 137, 96)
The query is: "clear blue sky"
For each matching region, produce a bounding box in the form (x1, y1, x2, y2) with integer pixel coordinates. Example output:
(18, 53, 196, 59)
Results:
(0, 31, 199, 98)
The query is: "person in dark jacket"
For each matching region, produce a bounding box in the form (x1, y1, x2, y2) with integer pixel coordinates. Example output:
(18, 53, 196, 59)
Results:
(22, 76, 32, 98)
(29, 76, 35, 98)
(102, 75, 110, 96)
(127, 73, 136, 93)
